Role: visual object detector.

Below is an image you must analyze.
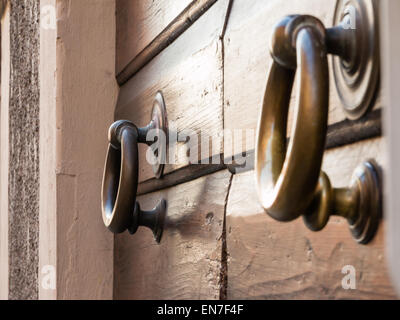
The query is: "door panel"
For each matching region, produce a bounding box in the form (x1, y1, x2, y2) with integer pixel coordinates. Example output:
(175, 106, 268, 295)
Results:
(114, 170, 232, 300)
(116, 0, 192, 75)
(223, 0, 381, 157)
(115, 0, 230, 184)
(226, 138, 396, 299)
(113, 0, 393, 300)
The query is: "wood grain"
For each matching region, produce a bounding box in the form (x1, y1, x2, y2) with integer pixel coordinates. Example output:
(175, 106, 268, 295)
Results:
(114, 170, 232, 300)
(226, 138, 397, 299)
(116, 0, 192, 76)
(115, 0, 231, 183)
(223, 0, 381, 157)
(137, 161, 226, 196)
(117, 0, 220, 84)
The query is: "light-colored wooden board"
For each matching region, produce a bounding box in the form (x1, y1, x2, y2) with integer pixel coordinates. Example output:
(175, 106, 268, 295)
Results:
(116, 0, 220, 85)
(226, 137, 397, 299)
(116, 0, 231, 183)
(116, 0, 192, 75)
(46, 0, 118, 299)
(114, 170, 232, 300)
(223, 0, 381, 156)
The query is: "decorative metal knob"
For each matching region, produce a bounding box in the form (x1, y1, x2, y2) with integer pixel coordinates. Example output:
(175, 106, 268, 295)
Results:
(255, 1, 381, 244)
(101, 92, 168, 243)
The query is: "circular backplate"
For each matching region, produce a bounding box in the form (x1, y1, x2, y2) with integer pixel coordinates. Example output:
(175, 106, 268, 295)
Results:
(348, 160, 382, 244)
(332, 0, 379, 120)
(150, 91, 168, 179)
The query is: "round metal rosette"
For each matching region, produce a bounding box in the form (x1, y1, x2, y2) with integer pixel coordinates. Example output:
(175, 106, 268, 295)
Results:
(332, 0, 379, 120)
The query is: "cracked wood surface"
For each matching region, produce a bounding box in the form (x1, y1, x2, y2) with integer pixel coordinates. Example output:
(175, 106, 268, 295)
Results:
(226, 138, 397, 299)
(115, 0, 231, 184)
(114, 170, 232, 300)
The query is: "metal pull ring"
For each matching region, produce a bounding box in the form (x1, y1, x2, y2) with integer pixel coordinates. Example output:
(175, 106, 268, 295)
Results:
(256, 11, 381, 244)
(101, 92, 168, 243)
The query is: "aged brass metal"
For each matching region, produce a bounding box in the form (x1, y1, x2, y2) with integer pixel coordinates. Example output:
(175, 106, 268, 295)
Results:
(101, 92, 168, 242)
(331, 0, 379, 119)
(255, 3, 381, 244)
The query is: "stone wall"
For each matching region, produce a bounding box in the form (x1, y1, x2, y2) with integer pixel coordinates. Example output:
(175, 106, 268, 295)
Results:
(8, 0, 40, 300)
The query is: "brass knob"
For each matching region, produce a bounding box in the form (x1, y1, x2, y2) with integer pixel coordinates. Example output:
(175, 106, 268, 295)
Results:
(255, 4, 381, 244)
(101, 92, 168, 243)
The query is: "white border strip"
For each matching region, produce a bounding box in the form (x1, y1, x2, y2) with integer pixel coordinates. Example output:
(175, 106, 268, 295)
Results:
(0, 2, 10, 300)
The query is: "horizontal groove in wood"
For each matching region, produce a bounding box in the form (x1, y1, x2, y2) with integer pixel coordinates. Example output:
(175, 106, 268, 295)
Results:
(227, 109, 382, 173)
(137, 109, 382, 195)
(138, 159, 226, 196)
(326, 108, 381, 149)
(117, 0, 218, 85)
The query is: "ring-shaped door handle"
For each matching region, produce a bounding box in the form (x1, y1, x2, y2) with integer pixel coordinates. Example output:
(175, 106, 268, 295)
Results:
(101, 92, 168, 243)
(256, 15, 329, 222)
(256, 13, 381, 244)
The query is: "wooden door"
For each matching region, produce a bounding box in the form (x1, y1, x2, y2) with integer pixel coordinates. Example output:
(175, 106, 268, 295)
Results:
(112, 0, 398, 299)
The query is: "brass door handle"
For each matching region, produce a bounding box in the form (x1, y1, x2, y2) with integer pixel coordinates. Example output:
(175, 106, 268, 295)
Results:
(101, 92, 168, 243)
(255, 1, 381, 244)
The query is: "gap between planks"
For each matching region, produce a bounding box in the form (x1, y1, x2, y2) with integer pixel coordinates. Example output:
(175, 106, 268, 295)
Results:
(219, 0, 234, 297)
(219, 173, 233, 300)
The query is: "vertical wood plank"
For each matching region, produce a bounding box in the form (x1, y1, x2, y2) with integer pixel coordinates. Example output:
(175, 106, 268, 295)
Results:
(381, 0, 400, 296)
(116, 0, 192, 74)
(116, 0, 231, 183)
(226, 138, 396, 299)
(114, 170, 232, 300)
(50, 0, 118, 299)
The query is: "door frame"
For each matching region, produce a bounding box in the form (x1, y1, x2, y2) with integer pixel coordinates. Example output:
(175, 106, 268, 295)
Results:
(382, 0, 400, 296)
